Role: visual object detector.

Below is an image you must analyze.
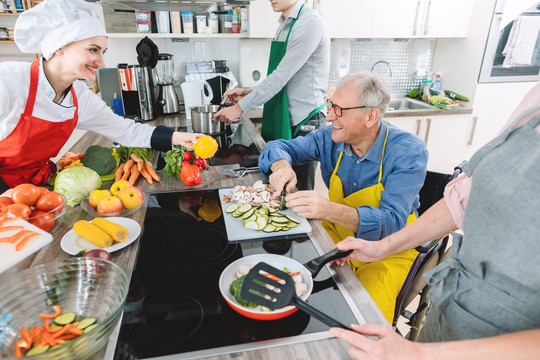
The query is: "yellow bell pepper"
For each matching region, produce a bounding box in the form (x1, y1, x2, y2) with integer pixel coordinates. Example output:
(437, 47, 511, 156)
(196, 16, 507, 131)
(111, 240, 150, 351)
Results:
(193, 135, 218, 159)
(197, 198, 222, 223)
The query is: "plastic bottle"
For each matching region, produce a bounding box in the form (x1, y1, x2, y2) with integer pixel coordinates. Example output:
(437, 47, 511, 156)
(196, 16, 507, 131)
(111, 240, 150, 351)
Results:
(432, 74, 441, 91)
(422, 79, 432, 102)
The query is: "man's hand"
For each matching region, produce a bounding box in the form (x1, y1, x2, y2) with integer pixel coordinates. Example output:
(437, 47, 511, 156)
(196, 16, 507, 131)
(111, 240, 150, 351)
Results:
(224, 88, 251, 104)
(213, 103, 243, 125)
(285, 190, 330, 219)
(269, 159, 297, 193)
(331, 236, 386, 265)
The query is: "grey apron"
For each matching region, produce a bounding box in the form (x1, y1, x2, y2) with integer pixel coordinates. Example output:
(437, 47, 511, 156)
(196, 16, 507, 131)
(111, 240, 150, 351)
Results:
(419, 107, 540, 342)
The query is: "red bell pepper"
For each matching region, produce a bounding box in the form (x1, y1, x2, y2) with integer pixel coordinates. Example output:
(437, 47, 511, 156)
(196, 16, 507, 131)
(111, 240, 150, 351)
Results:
(180, 164, 202, 186)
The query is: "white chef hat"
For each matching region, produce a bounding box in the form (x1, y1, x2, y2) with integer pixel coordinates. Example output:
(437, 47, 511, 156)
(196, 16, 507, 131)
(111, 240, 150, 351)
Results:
(14, 0, 107, 60)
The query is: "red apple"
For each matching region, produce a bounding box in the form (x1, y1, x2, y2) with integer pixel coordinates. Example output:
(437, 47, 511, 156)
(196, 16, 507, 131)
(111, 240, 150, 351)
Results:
(88, 189, 111, 208)
(118, 186, 144, 209)
(96, 196, 123, 214)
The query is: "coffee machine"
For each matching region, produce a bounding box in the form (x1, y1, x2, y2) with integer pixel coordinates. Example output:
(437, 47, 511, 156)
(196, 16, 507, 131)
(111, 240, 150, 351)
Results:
(155, 53, 180, 114)
(117, 63, 155, 121)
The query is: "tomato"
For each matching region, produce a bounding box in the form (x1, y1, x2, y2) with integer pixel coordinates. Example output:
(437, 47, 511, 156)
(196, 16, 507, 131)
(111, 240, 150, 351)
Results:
(0, 196, 14, 207)
(183, 151, 192, 161)
(11, 183, 41, 207)
(28, 209, 56, 232)
(36, 191, 65, 213)
(37, 186, 49, 198)
(6, 203, 32, 220)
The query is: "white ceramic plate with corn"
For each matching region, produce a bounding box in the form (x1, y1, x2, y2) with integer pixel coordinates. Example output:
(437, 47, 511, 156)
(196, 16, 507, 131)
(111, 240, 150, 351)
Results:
(60, 217, 141, 255)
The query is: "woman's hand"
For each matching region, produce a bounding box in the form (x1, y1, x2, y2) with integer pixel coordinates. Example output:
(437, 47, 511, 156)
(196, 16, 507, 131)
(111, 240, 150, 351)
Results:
(330, 324, 422, 360)
(172, 132, 204, 150)
(225, 88, 251, 104)
(331, 236, 386, 265)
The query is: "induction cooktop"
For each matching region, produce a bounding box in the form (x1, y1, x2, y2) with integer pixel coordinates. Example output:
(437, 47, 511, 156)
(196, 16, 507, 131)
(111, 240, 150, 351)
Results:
(113, 190, 363, 359)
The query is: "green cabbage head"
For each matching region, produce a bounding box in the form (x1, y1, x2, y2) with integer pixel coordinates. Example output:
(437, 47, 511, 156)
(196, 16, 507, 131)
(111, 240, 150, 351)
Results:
(54, 166, 102, 206)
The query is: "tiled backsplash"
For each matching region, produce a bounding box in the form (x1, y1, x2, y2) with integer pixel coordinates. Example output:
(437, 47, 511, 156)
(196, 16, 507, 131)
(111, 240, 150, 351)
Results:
(329, 39, 436, 94)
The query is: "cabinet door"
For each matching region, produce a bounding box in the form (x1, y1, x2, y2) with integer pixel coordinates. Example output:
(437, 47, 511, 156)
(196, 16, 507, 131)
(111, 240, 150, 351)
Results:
(422, 0, 474, 38)
(371, 0, 423, 38)
(248, 0, 281, 38)
(424, 114, 470, 173)
(386, 117, 424, 138)
(318, 0, 373, 38)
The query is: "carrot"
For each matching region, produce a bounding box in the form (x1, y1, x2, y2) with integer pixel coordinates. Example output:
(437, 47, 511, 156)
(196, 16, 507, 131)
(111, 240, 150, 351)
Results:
(57, 333, 78, 341)
(15, 232, 41, 251)
(40, 305, 62, 320)
(145, 161, 160, 182)
(0, 225, 24, 232)
(21, 327, 32, 347)
(289, 271, 300, 277)
(121, 159, 134, 181)
(14, 343, 24, 358)
(139, 166, 153, 184)
(40, 330, 56, 347)
(51, 324, 72, 338)
(67, 326, 84, 336)
(128, 165, 140, 185)
(115, 163, 125, 181)
(130, 153, 144, 172)
(0, 216, 21, 226)
(261, 272, 284, 283)
(0, 229, 36, 244)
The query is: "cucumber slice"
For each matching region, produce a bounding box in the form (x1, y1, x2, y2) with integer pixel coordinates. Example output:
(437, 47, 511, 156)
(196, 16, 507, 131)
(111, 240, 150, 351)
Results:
(84, 324, 98, 333)
(274, 226, 283, 231)
(244, 220, 259, 230)
(267, 207, 277, 213)
(286, 215, 300, 224)
(54, 312, 76, 326)
(225, 204, 239, 213)
(76, 317, 97, 330)
(26, 344, 50, 356)
(256, 216, 268, 229)
(241, 208, 255, 219)
(49, 322, 62, 331)
(286, 221, 299, 228)
(232, 209, 244, 218)
(262, 224, 276, 232)
(237, 204, 252, 214)
(271, 218, 288, 225)
(245, 214, 257, 223)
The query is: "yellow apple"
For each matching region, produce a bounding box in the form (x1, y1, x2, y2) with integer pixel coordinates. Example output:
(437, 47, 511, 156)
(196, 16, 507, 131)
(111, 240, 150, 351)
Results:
(110, 180, 131, 197)
(88, 189, 112, 209)
(118, 186, 144, 209)
(97, 196, 123, 214)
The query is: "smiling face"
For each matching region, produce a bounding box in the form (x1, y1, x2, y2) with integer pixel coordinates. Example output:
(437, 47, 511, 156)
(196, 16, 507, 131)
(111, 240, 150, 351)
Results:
(55, 36, 108, 82)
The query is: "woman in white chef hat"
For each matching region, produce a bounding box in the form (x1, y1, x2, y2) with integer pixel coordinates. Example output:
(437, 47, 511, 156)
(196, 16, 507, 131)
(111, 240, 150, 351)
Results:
(0, 0, 201, 193)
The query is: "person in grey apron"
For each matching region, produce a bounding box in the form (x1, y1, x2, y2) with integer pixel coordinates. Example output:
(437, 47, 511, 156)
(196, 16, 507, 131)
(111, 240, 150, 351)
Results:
(328, 105, 540, 357)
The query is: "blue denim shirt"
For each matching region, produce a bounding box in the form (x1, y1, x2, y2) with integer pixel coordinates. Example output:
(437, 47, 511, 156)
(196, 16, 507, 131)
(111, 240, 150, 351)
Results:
(258, 121, 428, 241)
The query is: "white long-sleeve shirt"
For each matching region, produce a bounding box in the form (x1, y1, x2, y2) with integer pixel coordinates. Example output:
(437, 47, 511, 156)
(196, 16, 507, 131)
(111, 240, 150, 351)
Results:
(238, 1, 330, 126)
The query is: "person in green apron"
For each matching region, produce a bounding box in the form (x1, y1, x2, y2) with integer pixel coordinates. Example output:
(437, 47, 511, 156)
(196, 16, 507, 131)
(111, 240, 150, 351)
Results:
(213, 0, 330, 189)
(329, 85, 540, 358)
(258, 72, 429, 324)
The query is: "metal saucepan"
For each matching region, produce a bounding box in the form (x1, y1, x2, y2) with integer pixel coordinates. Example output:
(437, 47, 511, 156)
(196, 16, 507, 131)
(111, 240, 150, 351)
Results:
(190, 105, 226, 134)
(218, 249, 351, 321)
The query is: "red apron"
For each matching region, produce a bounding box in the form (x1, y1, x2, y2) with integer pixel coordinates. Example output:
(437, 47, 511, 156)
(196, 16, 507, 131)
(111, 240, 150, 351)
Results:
(0, 59, 78, 188)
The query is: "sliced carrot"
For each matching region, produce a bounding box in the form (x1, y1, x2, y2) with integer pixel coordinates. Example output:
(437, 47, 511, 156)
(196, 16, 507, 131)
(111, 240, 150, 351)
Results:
(57, 333, 78, 341)
(261, 272, 284, 283)
(289, 272, 300, 277)
(0, 225, 24, 232)
(15, 232, 41, 251)
(40, 330, 57, 347)
(128, 165, 140, 185)
(14, 344, 23, 358)
(145, 161, 160, 182)
(0, 216, 20, 226)
(40, 305, 62, 320)
(68, 326, 84, 336)
(139, 166, 153, 184)
(51, 324, 72, 338)
(21, 326, 32, 347)
(0, 229, 37, 244)
(115, 163, 125, 182)
(15, 338, 30, 351)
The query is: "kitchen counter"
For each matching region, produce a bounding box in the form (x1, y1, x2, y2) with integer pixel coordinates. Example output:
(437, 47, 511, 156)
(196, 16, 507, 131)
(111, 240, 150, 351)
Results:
(3, 113, 387, 359)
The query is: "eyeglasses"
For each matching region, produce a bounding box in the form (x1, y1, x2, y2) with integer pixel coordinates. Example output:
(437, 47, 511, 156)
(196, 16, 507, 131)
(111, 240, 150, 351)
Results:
(326, 100, 374, 118)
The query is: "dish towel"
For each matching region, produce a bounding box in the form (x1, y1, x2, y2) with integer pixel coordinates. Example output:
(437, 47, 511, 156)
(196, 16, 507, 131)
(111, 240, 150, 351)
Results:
(502, 15, 540, 67)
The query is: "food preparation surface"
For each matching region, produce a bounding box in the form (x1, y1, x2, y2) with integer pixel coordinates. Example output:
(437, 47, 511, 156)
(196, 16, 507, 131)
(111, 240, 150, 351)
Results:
(218, 188, 312, 242)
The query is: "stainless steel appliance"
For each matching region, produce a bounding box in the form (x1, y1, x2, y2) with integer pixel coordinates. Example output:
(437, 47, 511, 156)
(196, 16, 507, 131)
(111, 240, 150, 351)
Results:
(190, 105, 226, 134)
(155, 53, 180, 114)
(118, 64, 155, 121)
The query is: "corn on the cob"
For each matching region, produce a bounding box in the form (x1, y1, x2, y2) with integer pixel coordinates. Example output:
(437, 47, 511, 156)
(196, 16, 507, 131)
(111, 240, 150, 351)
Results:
(73, 220, 113, 248)
(91, 218, 128, 242)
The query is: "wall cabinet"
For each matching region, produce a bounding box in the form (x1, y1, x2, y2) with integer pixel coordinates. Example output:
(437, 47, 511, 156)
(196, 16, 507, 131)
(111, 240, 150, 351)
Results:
(247, 0, 280, 38)
(318, 0, 373, 38)
(388, 113, 471, 173)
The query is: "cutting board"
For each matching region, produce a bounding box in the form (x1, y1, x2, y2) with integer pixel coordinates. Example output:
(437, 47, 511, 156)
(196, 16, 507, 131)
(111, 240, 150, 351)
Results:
(0, 218, 53, 274)
(218, 188, 312, 242)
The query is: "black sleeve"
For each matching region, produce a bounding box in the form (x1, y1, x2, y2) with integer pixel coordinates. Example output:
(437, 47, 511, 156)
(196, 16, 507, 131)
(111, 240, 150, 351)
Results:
(150, 125, 175, 152)
(0, 178, 8, 194)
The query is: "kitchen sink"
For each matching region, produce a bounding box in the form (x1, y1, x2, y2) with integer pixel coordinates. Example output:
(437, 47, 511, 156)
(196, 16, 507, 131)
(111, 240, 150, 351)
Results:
(387, 98, 435, 111)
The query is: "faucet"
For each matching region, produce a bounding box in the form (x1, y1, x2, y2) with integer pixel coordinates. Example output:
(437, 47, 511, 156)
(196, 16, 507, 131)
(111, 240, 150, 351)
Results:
(371, 60, 393, 77)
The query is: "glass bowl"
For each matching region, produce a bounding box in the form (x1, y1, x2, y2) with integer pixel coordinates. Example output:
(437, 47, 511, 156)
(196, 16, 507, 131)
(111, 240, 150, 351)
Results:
(80, 196, 143, 218)
(27, 193, 66, 232)
(0, 258, 129, 359)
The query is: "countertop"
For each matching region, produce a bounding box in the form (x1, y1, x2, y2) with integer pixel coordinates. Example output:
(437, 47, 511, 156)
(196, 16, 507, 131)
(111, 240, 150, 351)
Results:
(3, 113, 387, 360)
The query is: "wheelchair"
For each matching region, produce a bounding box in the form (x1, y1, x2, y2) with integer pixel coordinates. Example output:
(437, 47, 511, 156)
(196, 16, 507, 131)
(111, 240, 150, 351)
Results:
(392, 163, 465, 340)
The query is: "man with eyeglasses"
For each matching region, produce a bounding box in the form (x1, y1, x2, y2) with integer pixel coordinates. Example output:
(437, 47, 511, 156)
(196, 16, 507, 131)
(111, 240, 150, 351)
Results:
(258, 71, 428, 323)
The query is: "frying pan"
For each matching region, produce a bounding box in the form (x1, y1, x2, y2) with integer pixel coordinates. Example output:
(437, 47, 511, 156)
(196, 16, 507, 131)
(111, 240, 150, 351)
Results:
(218, 249, 351, 320)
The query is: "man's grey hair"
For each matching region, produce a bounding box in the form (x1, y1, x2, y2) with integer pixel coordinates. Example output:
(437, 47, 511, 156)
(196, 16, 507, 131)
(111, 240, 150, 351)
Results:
(336, 71, 390, 122)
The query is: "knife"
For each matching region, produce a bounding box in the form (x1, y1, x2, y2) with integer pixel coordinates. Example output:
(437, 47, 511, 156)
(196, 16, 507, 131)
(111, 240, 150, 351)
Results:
(279, 189, 287, 210)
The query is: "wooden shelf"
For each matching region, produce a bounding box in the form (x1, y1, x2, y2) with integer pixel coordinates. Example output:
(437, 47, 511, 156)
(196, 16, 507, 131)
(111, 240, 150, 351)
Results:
(0, 12, 21, 16)
(0, 39, 15, 43)
(107, 32, 248, 39)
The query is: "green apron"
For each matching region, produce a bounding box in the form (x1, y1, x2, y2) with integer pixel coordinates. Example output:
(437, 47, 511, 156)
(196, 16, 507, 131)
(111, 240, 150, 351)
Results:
(261, 4, 325, 141)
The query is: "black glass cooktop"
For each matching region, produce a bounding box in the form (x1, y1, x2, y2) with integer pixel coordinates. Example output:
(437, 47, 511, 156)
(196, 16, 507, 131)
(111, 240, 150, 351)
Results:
(113, 190, 359, 359)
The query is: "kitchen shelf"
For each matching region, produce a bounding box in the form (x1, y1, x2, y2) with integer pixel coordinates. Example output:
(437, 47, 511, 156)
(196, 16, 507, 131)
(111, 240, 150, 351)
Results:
(107, 33, 248, 39)
(0, 12, 21, 16)
(0, 39, 15, 43)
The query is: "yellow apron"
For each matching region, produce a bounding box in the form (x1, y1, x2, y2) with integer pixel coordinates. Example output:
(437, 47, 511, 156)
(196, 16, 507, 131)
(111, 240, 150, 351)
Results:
(321, 122, 419, 324)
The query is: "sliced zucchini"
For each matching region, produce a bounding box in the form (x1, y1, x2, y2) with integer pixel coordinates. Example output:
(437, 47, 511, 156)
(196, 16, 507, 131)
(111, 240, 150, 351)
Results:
(245, 214, 257, 223)
(225, 204, 239, 213)
(244, 220, 259, 230)
(267, 207, 277, 213)
(262, 224, 276, 232)
(256, 216, 268, 230)
(237, 204, 252, 214)
(76, 317, 97, 330)
(53, 312, 76, 326)
(26, 344, 50, 356)
(49, 322, 62, 331)
(274, 226, 283, 231)
(286, 221, 299, 228)
(241, 208, 255, 219)
(286, 215, 300, 224)
(84, 324, 98, 333)
(232, 209, 243, 218)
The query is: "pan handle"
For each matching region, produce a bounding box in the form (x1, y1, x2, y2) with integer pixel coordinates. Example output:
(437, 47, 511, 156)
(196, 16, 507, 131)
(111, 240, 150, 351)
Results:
(303, 249, 352, 278)
(292, 295, 350, 329)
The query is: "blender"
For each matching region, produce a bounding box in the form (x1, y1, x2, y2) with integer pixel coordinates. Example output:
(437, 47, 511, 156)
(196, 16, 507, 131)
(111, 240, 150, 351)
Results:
(155, 53, 180, 114)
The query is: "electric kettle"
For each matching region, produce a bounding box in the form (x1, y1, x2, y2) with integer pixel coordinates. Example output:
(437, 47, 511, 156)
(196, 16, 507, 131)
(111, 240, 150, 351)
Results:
(180, 80, 213, 120)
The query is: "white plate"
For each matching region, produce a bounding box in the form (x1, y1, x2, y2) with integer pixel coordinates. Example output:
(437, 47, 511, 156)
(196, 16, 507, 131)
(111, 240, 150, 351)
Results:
(60, 217, 141, 255)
